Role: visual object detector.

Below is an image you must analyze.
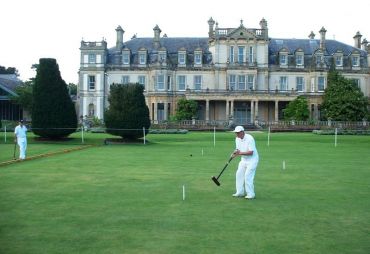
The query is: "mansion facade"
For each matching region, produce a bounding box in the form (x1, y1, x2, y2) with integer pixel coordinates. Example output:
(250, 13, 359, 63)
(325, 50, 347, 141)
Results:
(78, 18, 370, 125)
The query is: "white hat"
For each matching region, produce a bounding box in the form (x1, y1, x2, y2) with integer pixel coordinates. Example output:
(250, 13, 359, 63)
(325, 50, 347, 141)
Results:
(232, 126, 244, 132)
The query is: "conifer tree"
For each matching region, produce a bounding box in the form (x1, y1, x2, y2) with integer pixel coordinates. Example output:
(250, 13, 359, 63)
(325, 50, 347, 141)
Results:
(105, 83, 150, 140)
(32, 58, 77, 138)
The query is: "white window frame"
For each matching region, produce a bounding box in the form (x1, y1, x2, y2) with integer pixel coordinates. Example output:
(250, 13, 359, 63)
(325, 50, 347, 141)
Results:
(247, 75, 254, 90)
(237, 75, 246, 90)
(350, 78, 360, 88)
(296, 54, 304, 66)
(178, 53, 186, 65)
(139, 53, 146, 65)
(138, 76, 146, 89)
(88, 54, 96, 64)
(159, 52, 166, 63)
(248, 46, 254, 63)
(352, 56, 359, 67)
(194, 75, 202, 90)
(296, 77, 304, 92)
(121, 76, 130, 84)
(230, 46, 234, 63)
(88, 75, 95, 90)
(194, 53, 202, 65)
(178, 75, 186, 91)
(123, 53, 130, 65)
(316, 54, 323, 65)
(335, 55, 343, 67)
(229, 75, 236, 90)
(280, 54, 287, 65)
(279, 76, 287, 91)
(318, 76, 325, 91)
(157, 75, 165, 90)
(238, 46, 244, 64)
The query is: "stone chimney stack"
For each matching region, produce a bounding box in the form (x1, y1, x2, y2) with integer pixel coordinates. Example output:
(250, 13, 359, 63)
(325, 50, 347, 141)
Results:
(259, 18, 268, 39)
(208, 17, 215, 38)
(319, 27, 327, 51)
(353, 31, 362, 48)
(308, 31, 315, 39)
(361, 38, 368, 50)
(116, 25, 124, 49)
(153, 25, 161, 49)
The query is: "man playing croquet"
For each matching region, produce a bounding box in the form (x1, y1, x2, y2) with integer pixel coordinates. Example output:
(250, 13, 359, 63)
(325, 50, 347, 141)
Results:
(231, 125, 259, 199)
(14, 120, 28, 160)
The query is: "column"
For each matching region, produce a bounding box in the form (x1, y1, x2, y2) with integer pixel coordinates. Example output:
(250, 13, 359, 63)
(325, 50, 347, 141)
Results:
(255, 100, 259, 121)
(225, 100, 229, 119)
(206, 100, 210, 121)
(251, 100, 254, 123)
(314, 104, 318, 120)
(230, 100, 234, 117)
(275, 100, 279, 122)
(153, 102, 158, 122)
(164, 102, 168, 120)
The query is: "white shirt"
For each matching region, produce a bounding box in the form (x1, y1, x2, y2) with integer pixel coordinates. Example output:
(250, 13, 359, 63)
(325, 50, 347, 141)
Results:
(235, 133, 259, 164)
(14, 125, 27, 139)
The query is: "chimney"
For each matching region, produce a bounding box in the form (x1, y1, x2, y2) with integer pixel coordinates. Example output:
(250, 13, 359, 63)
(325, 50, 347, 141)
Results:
(116, 25, 124, 49)
(308, 31, 315, 39)
(353, 31, 362, 48)
(259, 18, 268, 39)
(208, 17, 215, 38)
(319, 27, 327, 51)
(153, 25, 161, 49)
(361, 38, 368, 50)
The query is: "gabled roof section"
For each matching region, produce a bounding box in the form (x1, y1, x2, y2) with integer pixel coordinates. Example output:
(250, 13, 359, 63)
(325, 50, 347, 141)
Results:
(0, 75, 22, 96)
(227, 26, 257, 40)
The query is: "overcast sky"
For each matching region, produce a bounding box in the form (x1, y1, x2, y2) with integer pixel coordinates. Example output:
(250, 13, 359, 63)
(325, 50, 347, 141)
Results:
(1, 0, 369, 84)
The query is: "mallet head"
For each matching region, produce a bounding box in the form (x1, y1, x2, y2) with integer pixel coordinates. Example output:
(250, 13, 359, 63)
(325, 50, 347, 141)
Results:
(211, 176, 221, 186)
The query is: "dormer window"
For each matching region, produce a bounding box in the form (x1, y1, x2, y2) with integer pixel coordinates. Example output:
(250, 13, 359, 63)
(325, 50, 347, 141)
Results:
(335, 56, 343, 66)
(352, 56, 359, 67)
(279, 49, 288, 67)
(138, 48, 147, 65)
(178, 49, 187, 66)
(159, 52, 166, 63)
(295, 49, 304, 67)
(194, 48, 203, 66)
(316, 54, 323, 65)
(122, 50, 130, 65)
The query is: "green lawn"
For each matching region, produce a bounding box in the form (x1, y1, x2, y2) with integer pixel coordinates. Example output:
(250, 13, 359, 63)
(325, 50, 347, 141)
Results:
(0, 132, 369, 254)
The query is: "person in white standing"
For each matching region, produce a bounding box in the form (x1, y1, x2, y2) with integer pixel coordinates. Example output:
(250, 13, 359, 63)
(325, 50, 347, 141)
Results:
(14, 120, 28, 160)
(231, 126, 259, 199)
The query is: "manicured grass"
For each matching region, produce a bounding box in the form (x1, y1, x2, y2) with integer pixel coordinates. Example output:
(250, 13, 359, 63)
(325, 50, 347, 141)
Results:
(0, 132, 369, 253)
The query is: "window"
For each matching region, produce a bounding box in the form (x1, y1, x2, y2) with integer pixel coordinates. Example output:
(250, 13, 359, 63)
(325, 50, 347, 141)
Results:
(178, 53, 186, 65)
(350, 79, 360, 88)
(138, 76, 146, 89)
(139, 53, 146, 65)
(123, 53, 130, 64)
(157, 103, 164, 121)
(316, 55, 322, 65)
(88, 75, 95, 90)
(238, 46, 244, 64)
(296, 77, 304, 92)
(88, 103, 95, 116)
(247, 75, 254, 90)
(280, 55, 287, 65)
(159, 52, 166, 63)
(157, 75, 165, 90)
(194, 75, 202, 90)
(279, 76, 287, 91)
(88, 54, 96, 63)
(248, 46, 254, 63)
(335, 56, 343, 66)
(296, 55, 303, 66)
(229, 75, 236, 90)
(230, 46, 234, 63)
(352, 56, 359, 67)
(178, 75, 186, 91)
(194, 53, 202, 65)
(167, 76, 171, 90)
(237, 75, 246, 90)
(121, 76, 130, 84)
(318, 77, 325, 91)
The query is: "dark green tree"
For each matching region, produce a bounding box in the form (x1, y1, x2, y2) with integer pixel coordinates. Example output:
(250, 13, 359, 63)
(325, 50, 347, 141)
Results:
(321, 70, 368, 121)
(105, 83, 150, 140)
(67, 83, 77, 95)
(11, 79, 34, 114)
(283, 96, 309, 121)
(32, 58, 77, 138)
(175, 98, 198, 120)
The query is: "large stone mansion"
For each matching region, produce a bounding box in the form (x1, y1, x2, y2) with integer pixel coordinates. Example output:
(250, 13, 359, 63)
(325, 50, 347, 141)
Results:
(78, 18, 369, 125)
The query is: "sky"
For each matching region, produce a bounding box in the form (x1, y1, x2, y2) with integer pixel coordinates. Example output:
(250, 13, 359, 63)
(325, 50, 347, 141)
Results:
(1, 0, 369, 84)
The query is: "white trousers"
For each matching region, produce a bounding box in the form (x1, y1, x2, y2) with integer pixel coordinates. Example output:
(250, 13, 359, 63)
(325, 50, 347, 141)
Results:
(235, 160, 258, 198)
(17, 137, 27, 159)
